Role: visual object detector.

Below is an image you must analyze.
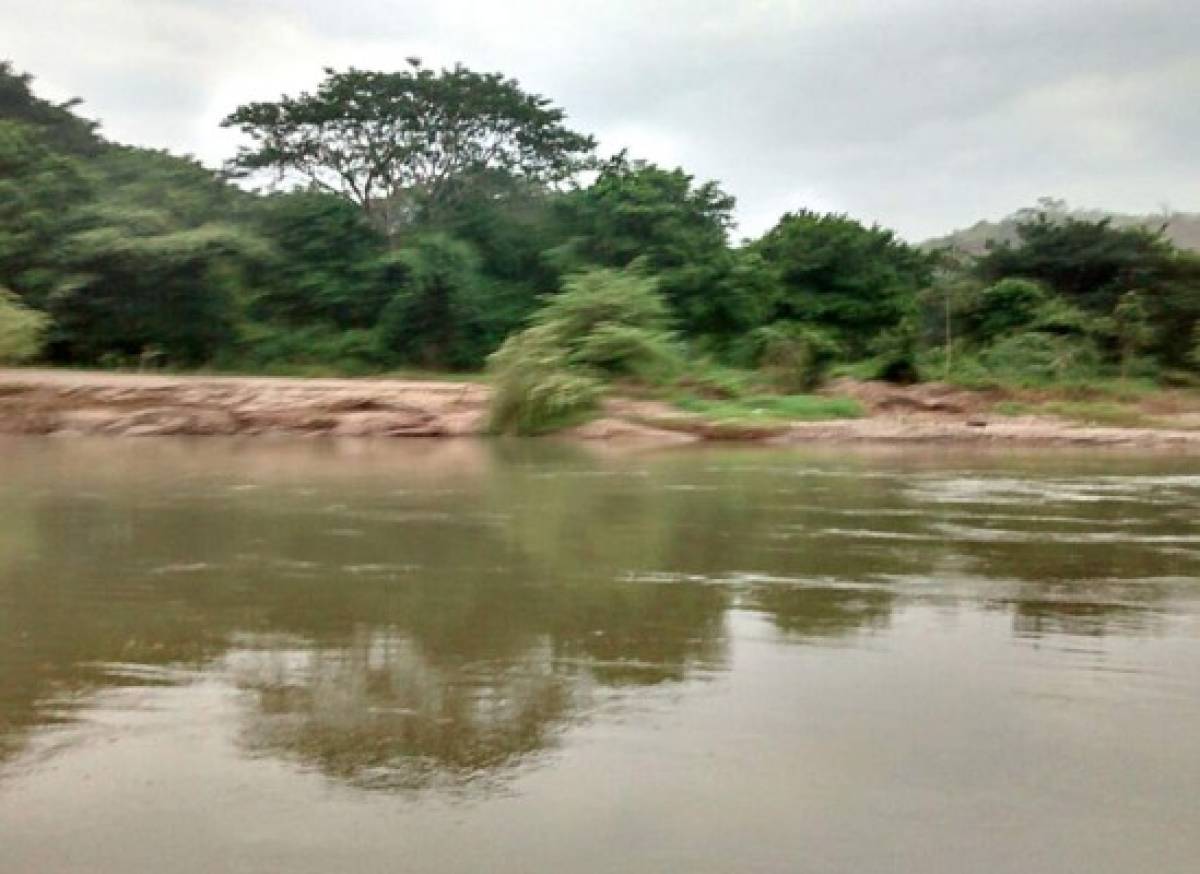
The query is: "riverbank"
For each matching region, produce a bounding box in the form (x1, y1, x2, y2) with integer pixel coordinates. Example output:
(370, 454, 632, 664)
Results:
(0, 369, 489, 438)
(2, 368, 1200, 450)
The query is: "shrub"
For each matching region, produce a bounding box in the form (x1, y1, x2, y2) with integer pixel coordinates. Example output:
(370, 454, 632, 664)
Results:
(979, 331, 1103, 384)
(535, 267, 681, 377)
(739, 321, 842, 392)
(487, 267, 680, 434)
(375, 234, 489, 370)
(971, 278, 1047, 338)
(0, 288, 49, 363)
(487, 325, 604, 434)
(222, 323, 383, 376)
(869, 318, 921, 384)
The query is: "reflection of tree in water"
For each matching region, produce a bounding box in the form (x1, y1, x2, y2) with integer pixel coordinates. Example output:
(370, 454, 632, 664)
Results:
(990, 579, 1173, 638)
(8, 441, 1191, 790)
(232, 632, 579, 792)
(745, 583, 894, 640)
(945, 519, 1189, 638)
(0, 444, 734, 789)
(223, 571, 730, 791)
(218, 564, 729, 792)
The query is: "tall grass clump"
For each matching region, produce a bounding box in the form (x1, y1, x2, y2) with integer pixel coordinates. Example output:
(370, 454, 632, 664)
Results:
(488, 267, 681, 434)
(0, 288, 49, 363)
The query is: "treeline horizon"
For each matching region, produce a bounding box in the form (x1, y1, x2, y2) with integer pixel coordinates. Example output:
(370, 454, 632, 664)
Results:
(2, 60, 1199, 399)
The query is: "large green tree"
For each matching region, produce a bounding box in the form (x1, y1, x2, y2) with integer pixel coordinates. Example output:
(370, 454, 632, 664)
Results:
(420, 170, 566, 344)
(976, 214, 1176, 313)
(975, 213, 1200, 367)
(222, 61, 595, 235)
(752, 211, 932, 356)
(550, 156, 759, 341)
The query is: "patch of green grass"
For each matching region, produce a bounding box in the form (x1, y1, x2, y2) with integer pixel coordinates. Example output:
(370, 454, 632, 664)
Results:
(673, 393, 864, 422)
(992, 400, 1033, 417)
(1036, 401, 1153, 428)
(992, 398, 1153, 428)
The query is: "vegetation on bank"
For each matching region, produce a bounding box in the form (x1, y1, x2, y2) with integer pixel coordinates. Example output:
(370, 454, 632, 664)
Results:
(672, 394, 863, 423)
(2, 60, 1199, 432)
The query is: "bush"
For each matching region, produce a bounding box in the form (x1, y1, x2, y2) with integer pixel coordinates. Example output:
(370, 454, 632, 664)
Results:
(971, 278, 1047, 338)
(487, 325, 604, 434)
(979, 331, 1103, 384)
(487, 267, 680, 434)
(375, 234, 489, 370)
(0, 288, 49, 363)
(738, 321, 842, 392)
(535, 267, 681, 378)
(221, 323, 383, 376)
(869, 318, 920, 383)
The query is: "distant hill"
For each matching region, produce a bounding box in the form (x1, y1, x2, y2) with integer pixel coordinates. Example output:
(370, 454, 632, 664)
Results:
(923, 201, 1200, 254)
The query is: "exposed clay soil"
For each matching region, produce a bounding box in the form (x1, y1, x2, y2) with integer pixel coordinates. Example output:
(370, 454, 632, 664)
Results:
(2, 368, 1200, 451)
(0, 369, 488, 438)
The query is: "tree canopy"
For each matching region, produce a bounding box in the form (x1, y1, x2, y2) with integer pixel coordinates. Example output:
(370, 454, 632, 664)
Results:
(752, 211, 933, 355)
(549, 156, 753, 341)
(222, 61, 596, 235)
(3, 59, 1200, 388)
(0, 61, 103, 156)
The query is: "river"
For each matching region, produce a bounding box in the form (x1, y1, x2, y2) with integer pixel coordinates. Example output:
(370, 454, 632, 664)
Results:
(1, 437, 1198, 873)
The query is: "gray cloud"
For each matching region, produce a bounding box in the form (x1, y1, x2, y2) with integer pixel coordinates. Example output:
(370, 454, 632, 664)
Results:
(6, 0, 1197, 239)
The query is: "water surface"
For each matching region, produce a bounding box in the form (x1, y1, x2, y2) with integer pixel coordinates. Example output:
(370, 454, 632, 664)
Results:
(1, 437, 1198, 873)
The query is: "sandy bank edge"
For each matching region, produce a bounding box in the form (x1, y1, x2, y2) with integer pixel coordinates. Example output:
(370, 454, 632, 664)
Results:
(3, 368, 1200, 451)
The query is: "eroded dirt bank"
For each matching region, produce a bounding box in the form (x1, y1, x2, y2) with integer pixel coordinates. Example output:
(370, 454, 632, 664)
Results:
(3, 368, 1200, 451)
(0, 369, 489, 437)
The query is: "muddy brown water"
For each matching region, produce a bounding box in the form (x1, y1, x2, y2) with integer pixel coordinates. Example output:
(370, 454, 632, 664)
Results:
(1, 437, 1198, 873)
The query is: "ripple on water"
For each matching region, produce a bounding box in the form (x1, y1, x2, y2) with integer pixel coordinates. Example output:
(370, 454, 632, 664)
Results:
(906, 474, 1200, 507)
(930, 522, 1200, 545)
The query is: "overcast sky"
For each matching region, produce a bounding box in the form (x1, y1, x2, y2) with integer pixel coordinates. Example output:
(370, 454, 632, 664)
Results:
(6, 0, 1197, 240)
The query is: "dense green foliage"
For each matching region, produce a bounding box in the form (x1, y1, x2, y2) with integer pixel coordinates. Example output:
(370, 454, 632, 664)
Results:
(0, 61, 103, 156)
(2, 60, 1200, 413)
(969, 216, 1200, 372)
(752, 211, 932, 356)
(549, 156, 754, 343)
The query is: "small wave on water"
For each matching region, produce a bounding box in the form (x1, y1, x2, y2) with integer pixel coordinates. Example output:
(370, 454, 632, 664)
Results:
(341, 563, 422, 576)
(148, 562, 215, 575)
(906, 474, 1200, 507)
(929, 522, 1200, 545)
(81, 662, 204, 686)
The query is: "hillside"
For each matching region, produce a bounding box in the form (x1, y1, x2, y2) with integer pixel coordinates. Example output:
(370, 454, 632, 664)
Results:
(924, 203, 1200, 254)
